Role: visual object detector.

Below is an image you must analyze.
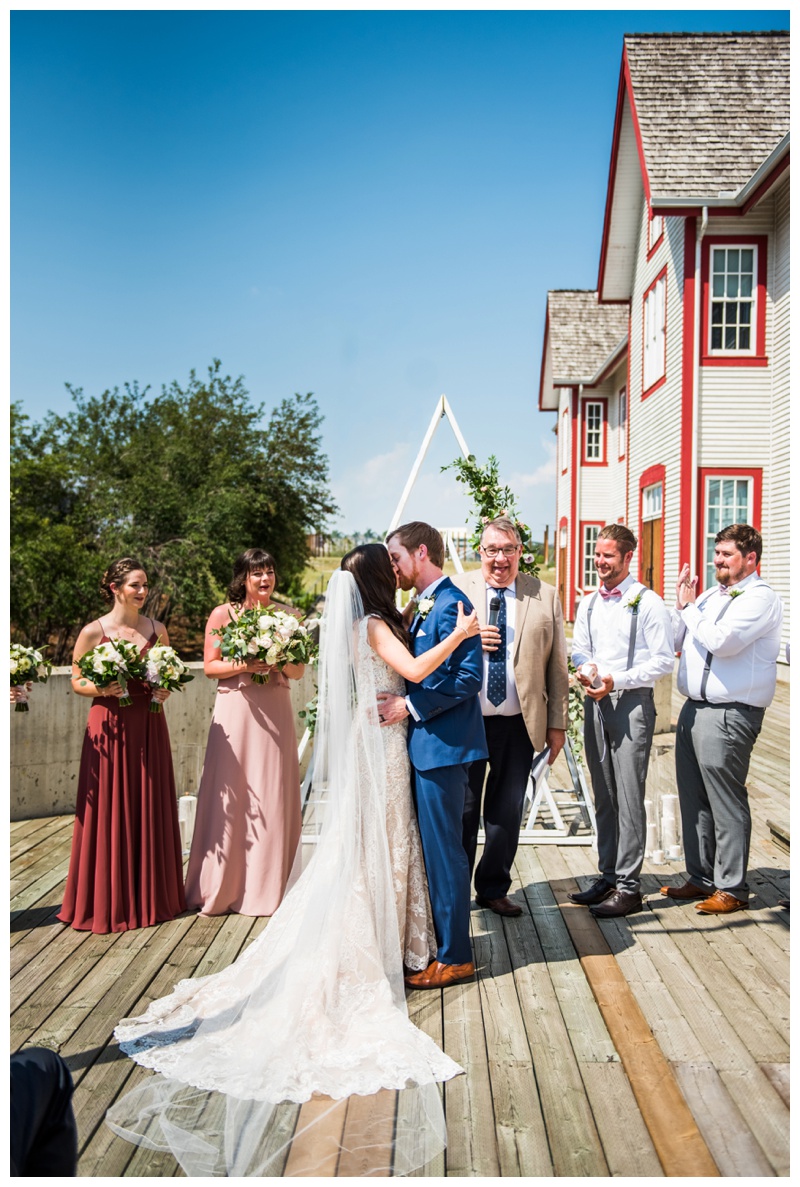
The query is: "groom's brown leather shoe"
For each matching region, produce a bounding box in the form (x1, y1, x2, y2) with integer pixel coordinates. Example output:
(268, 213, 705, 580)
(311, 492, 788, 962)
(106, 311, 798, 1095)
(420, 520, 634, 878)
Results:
(404, 960, 475, 989)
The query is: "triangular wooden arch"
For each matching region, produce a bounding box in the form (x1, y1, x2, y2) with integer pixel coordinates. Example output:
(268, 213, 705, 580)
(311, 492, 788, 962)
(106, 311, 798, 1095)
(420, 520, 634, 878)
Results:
(388, 394, 471, 573)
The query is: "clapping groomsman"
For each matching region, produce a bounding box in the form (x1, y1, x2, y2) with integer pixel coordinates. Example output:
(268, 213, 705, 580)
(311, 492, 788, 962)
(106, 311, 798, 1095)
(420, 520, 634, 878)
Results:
(663, 525, 782, 913)
(570, 525, 675, 918)
(454, 517, 569, 916)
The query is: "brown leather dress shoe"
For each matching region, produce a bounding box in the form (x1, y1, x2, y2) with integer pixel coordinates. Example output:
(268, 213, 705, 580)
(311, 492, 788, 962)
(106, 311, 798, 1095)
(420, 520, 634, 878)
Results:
(475, 894, 523, 917)
(660, 881, 713, 900)
(589, 889, 643, 918)
(695, 890, 747, 914)
(404, 960, 476, 989)
(568, 877, 615, 906)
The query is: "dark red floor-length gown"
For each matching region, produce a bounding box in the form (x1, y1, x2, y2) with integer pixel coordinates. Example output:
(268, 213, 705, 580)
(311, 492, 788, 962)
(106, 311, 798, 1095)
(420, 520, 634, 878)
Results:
(58, 629, 187, 934)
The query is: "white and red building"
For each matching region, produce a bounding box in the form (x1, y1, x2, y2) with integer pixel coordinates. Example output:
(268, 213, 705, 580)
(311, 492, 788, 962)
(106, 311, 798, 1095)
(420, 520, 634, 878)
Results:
(539, 31, 789, 655)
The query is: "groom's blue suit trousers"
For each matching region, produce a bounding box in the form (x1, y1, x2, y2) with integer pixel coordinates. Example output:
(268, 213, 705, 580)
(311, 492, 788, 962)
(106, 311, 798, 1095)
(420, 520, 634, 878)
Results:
(413, 763, 473, 966)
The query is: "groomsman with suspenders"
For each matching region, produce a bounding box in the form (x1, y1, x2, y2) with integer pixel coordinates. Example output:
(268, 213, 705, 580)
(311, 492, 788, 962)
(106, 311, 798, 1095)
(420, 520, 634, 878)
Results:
(570, 524, 675, 918)
(663, 524, 782, 913)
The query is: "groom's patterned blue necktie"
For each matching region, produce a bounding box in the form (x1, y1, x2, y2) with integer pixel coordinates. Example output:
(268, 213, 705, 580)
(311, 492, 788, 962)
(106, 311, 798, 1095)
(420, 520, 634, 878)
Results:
(487, 587, 507, 707)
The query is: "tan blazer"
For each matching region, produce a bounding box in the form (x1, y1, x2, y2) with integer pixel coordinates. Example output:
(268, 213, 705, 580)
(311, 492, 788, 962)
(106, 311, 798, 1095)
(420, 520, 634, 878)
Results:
(452, 570, 569, 752)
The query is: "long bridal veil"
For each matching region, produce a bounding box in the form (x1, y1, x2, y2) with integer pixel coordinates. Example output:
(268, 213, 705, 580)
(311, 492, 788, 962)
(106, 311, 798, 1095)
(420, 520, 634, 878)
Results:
(105, 569, 462, 1176)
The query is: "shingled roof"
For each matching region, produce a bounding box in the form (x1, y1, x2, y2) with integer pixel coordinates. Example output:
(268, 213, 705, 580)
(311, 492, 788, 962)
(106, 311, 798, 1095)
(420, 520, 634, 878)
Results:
(625, 31, 789, 201)
(546, 291, 628, 383)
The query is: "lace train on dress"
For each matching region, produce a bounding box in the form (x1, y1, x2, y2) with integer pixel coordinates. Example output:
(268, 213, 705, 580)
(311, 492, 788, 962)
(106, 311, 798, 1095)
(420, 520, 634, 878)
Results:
(106, 573, 462, 1176)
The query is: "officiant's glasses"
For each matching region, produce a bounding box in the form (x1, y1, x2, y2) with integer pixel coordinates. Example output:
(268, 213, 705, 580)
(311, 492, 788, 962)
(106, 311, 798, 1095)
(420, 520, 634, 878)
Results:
(480, 545, 521, 558)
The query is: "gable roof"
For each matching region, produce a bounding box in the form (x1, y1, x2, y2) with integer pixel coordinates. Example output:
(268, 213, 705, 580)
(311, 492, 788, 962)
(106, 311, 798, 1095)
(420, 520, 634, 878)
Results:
(626, 32, 789, 203)
(598, 31, 790, 301)
(538, 291, 628, 410)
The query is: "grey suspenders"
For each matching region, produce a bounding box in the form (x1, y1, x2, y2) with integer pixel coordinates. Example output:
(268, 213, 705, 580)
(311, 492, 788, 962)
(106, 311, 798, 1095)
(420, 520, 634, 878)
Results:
(585, 583, 647, 672)
(698, 592, 737, 699)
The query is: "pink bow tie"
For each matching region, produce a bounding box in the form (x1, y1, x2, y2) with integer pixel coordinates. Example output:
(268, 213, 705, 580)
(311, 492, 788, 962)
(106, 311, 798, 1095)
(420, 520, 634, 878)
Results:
(599, 586, 622, 600)
(718, 584, 731, 596)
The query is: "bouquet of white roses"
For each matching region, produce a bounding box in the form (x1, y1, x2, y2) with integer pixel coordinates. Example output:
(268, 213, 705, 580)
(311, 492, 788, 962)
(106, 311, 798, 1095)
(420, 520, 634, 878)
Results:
(143, 642, 194, 713)
(10, 644, 52, 712)
(76, 639, 146, 707)
(213, 606, 316, 684)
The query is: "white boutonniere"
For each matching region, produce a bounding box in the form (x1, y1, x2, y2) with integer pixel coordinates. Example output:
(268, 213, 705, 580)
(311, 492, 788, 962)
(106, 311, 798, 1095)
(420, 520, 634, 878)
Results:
(626, 590, 644, 613)
(416, 595, 436, 620)
(728, 589, 744, 599)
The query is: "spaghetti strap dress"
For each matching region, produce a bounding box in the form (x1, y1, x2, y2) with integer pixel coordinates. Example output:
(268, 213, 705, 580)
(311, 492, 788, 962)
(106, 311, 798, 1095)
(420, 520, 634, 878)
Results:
(58, 625, 186, 934)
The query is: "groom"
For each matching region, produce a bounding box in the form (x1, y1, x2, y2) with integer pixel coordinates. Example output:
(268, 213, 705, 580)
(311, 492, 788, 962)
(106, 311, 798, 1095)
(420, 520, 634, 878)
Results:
(378, 521, 488, 989)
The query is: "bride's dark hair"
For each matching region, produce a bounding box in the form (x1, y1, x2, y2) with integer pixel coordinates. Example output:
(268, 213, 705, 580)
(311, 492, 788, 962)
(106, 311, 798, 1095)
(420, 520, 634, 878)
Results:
(341, 544, 410, 650)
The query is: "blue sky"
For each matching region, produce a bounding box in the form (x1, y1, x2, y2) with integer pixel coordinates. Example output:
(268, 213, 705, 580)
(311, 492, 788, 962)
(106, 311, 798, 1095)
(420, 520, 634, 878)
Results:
(11, 8, 789, 538)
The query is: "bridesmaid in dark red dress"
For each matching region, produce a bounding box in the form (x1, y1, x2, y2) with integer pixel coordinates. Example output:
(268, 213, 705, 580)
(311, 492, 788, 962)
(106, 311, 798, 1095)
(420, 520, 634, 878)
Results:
(58, 558, 186, 933)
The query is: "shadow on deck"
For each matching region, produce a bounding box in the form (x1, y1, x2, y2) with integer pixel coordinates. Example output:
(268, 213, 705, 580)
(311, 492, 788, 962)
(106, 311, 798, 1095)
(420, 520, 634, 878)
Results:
(10, 684, 789, 1176)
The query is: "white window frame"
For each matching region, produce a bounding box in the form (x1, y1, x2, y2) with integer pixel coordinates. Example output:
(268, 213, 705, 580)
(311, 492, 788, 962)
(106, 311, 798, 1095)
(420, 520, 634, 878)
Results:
(582, 525, 601, 590)
(618, 386, 627, 459)
(584, 401, 604, 462)
(560, 404, 570, 472)
(708, 244, 758, 357)
(643, 272, 666, 392)
(649, 213, 664, 251)
(704, 475, 753, 589)
(642, 481, 663, 522)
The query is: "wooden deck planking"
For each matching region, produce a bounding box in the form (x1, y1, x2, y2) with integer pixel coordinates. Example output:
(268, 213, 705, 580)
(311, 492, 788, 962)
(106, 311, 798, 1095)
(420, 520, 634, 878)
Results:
(441, 969, 500, 1176)
(10, 680, 789, 1177)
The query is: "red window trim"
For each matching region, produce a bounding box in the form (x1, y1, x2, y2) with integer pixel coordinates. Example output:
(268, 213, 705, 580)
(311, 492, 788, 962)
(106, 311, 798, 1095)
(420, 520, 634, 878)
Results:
(700, 236, 768, 367)
(696, 467, 763, 591)
(638, 465, 666, 594)
(618, 385, 627, 461)
(642, 265, 668, 399)
(579, 520, 605, 593)
(646, 210, 664, 260)
(560, 400, 571, 476)
(581, 397, 608, 466)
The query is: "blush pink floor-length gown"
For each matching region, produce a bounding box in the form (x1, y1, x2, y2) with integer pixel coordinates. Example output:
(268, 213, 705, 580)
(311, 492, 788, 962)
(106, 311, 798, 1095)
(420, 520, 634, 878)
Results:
(184, 671, 302, 916)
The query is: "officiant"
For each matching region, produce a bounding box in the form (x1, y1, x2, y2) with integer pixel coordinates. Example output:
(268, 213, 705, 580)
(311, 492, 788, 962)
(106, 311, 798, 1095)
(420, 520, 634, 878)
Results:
(454, 517, 569, 917)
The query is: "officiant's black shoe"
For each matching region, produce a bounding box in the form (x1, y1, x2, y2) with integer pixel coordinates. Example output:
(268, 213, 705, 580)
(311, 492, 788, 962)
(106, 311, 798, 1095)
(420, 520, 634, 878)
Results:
(589, 890, 643, 918)
(567, 878, 615, 906)
(475, 894, 523, 917)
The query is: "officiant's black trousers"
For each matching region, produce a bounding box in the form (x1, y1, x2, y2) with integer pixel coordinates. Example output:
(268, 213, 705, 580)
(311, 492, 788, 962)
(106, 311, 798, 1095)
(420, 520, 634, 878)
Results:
(463, 714, 534, 901)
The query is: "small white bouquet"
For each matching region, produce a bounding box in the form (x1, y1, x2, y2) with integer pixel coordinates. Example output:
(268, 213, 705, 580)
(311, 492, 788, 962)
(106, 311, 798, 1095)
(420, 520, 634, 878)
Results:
(10, 644, 52, 712)
(143, 642, 194, 713)
(213, 606, 316, 684)
(75, 639, 145, 707)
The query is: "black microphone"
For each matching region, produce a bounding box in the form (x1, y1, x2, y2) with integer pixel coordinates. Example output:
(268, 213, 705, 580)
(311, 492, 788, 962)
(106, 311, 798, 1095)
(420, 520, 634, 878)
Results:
(488, 597, 501, 627)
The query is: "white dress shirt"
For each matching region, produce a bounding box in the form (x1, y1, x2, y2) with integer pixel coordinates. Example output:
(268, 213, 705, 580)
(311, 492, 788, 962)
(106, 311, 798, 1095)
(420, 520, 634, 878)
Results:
(480, 582, 522, 717)
(671, 571, 782, 707)
(572, 575, 675, 689)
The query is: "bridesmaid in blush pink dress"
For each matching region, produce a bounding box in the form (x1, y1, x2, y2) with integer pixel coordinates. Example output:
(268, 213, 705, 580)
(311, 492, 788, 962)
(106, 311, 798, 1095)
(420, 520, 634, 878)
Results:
(185, 549, 304, 917)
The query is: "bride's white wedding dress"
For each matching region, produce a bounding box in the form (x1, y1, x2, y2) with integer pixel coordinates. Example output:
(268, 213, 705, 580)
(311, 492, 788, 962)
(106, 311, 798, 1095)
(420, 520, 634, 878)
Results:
(105, 572, 461, 1176)
(366, 620, 437, 974)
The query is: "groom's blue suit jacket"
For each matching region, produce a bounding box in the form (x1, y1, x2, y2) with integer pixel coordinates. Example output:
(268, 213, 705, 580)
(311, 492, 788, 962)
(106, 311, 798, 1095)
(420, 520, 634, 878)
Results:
(406, 578, 488, 773)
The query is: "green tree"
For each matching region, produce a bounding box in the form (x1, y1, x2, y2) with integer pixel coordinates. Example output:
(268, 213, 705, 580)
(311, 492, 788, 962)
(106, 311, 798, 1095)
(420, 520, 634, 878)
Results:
(10, 362, 337, 661)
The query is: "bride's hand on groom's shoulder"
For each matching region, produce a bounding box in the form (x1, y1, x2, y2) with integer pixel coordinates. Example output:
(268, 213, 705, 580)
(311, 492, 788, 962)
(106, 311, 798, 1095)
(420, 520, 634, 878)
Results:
(455, 603, 480, 640)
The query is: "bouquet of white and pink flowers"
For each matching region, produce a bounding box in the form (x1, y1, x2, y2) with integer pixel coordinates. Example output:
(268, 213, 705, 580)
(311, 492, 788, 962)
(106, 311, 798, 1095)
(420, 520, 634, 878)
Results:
(10, 644, 52, 712)
(143, 642, 194, 713)
(213, 606, 316, 684)
(76, 639, 145, 707)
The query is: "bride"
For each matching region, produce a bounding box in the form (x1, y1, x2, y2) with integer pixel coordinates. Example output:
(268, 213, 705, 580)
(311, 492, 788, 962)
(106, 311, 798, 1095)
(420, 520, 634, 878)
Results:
(106, 545, 480, 1176)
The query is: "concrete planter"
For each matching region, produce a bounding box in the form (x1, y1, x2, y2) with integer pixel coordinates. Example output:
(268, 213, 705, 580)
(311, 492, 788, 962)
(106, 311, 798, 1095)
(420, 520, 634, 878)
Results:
(9, 663, 317, 821)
